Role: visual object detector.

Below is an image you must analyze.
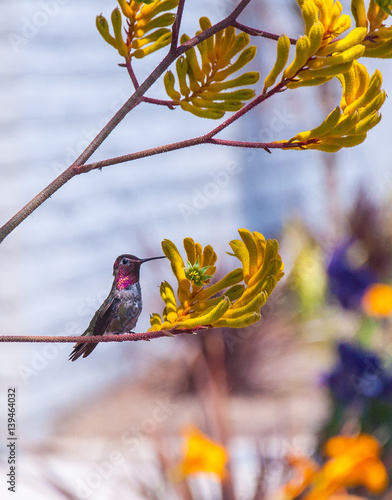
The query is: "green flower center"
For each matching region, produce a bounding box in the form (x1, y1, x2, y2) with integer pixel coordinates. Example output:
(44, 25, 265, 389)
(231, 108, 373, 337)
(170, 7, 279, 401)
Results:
(189, 270, 201, 282)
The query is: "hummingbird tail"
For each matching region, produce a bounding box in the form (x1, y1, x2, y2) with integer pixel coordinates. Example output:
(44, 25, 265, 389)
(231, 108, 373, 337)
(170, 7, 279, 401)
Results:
(69, 341, 98, 362)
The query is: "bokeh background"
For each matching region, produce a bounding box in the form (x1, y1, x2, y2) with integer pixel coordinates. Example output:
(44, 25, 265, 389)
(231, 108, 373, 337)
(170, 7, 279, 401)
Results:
(1, 0, 392, 499)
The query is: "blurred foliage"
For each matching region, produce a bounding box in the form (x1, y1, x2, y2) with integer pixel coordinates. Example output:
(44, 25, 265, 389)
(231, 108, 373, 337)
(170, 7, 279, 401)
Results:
(285, 222, 327, 317)
(327, 193, 392, 311)
(322, 341, 392, 456)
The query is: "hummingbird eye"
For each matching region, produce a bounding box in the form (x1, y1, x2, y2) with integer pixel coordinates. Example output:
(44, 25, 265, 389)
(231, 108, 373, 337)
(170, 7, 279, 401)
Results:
(121, 258, 129, 265)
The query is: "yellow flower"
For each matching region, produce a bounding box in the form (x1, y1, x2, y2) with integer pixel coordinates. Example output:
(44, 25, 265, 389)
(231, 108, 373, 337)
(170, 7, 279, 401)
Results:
(96, 0, 178, 60)
(164, 17, 259, 119)
(263, 1, 386, 152)
(362, 283, 392, 317)
(286, 61, 385, 152)
(180, 427, 228, 479)
(149, 229, 284, 332)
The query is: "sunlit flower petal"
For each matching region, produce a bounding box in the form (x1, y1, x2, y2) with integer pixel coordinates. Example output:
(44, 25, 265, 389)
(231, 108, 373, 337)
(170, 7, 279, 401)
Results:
(322, 434, 388, 494)
(180, 427, 228, 479)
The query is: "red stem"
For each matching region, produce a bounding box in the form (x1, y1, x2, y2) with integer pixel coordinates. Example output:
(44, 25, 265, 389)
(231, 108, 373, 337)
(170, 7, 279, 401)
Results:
(124, 58, 175, 108)
(207, 139, 289, 150)
(124, 59, 139, 89)
(171, 0, 186, 50)
(232, 20, 297, 45)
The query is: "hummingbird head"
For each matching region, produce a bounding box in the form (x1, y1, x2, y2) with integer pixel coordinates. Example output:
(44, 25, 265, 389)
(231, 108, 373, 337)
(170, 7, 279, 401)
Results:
(113, 254, 165, 290)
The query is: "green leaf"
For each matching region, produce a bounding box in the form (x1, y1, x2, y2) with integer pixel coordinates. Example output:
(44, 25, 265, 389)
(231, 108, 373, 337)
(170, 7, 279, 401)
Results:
(375, 0, 392, 15)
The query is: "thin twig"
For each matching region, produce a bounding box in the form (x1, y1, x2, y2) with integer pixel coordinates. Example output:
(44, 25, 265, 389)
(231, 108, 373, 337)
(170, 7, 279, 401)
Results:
(124, 59, 140, 89)
(170, 0, 186, 50)
(206, 138, 306, 149)
(203, 80, 289, 138)
(0, 327, 209, 343)
(142, 96, 177, 108)
(124, 59, 176, 108)
(232, 20, 297, 45)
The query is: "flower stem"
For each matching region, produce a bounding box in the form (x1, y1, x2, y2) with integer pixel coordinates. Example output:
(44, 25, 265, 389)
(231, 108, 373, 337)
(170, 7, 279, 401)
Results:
(232, 21, 297, 45)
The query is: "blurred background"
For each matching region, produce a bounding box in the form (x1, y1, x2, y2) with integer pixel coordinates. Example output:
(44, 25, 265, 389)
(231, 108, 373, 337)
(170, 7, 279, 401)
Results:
(1, 0, 392, 499)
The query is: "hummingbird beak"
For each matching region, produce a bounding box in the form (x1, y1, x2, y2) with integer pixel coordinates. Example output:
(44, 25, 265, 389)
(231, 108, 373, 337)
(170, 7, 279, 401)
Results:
(140, 255, 166, 264)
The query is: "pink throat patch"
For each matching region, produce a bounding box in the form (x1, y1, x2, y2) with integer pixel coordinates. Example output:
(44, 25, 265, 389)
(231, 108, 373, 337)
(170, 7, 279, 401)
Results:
(116, 271, 133, 290)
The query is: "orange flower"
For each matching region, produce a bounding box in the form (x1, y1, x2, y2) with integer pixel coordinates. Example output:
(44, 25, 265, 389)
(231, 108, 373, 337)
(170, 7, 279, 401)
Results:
(321, 434, 388, 495)
(281, 454, 318, 498)
(180, 427, 228, 479)
(362, 283, 392, 317)
(328, 496, 371, 499)
(273, 434, 387, 500)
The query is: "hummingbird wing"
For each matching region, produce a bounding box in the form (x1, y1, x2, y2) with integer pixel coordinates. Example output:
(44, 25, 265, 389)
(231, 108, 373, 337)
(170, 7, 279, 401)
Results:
(69, 297, 120, 361)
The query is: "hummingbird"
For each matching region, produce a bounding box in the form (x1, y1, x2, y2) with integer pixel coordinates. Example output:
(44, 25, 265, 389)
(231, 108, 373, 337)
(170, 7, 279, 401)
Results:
(69, 254, 165, 361)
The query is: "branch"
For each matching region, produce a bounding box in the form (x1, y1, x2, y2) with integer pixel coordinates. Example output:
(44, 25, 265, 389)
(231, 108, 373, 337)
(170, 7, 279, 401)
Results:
(171, 0, 186, 50)
(76, 135, 306, 174)
(206, 138, 310, 149)
(142, 96, 177, 108)
(73, 80, 290, 173)
(0, 327, 209, 343)
(0, 0, 253, 244)
(123, 60, 139, 89)
(202, 80, 288, 138)
(232, 20, 297, 45)
(76, 136, 211, 173)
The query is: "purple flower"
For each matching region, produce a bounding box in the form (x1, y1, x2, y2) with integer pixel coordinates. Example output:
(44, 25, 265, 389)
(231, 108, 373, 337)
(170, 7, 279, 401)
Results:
(325, 342, 392, 403)
(327, 241, 376, 309)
